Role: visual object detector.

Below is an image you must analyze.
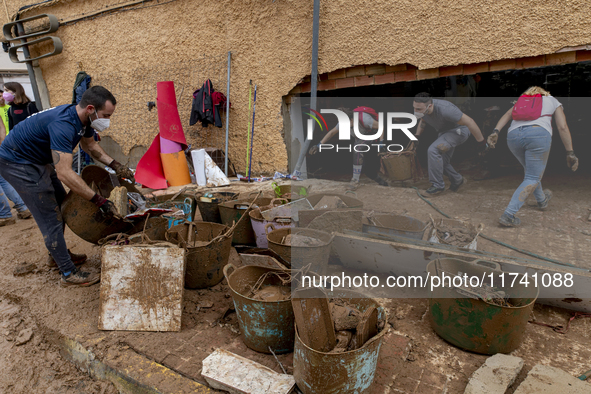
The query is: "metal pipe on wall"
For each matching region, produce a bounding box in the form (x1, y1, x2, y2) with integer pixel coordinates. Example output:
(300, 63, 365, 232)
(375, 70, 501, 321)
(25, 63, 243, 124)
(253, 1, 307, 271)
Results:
(225, 51, 231, 176)
(292, 0, 320, 178)
(15, 20, 43, 110)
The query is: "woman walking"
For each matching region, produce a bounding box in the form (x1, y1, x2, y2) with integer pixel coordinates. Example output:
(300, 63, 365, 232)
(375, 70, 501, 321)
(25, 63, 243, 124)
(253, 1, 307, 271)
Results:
(488, 86, 578, 227)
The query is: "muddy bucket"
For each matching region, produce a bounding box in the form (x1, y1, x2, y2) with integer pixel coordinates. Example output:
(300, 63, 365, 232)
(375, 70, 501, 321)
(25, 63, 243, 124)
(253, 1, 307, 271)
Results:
(167, 222, 233, 289)
(267, 227, 333, 268)
(363, 213, 427, 240)
(249, 208, 293, 248)
(193, 191, 239, 223)
(382, 151, 414, 181)
(427, 258, 539, 355)
(293, 290, 389, 394)
(223, 264, 295, 354)
(61, 165, 141, 244)
(219, 197, 275, 245)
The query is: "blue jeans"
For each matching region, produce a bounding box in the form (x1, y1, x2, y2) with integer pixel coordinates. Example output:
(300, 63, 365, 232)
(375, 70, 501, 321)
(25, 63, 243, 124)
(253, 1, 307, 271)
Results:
(0, 158, 75, 274)
(504, 126, 551, 216)
(428, 126, 470, 189)
(0, 174, 27, 219)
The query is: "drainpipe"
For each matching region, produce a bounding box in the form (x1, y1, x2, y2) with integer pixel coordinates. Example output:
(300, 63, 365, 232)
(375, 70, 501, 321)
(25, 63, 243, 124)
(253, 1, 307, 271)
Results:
(293, 0, 319, 178)
(15, 18, 43, 109)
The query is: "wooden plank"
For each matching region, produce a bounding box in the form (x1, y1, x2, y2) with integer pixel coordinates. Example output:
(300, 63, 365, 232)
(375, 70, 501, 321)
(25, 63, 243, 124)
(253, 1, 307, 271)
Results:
(355, 306, 378, 349)
(99, 245, 185, 331)
(292, 288, 336, 352)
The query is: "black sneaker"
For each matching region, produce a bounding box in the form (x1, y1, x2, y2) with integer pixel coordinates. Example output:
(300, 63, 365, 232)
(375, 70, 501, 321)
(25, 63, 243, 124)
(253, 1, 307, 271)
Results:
(498, 212, 521, 227)
(60, 267, 100, 288)
(424, 185, 445, 196)
(537, 190, 553, 210)
(449, 177, 466, 192)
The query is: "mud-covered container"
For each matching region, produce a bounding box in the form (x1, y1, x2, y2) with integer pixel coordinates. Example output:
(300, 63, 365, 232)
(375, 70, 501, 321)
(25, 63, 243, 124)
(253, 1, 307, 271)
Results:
(224, 264, 295, 354)
(167, 222, 233, 289)
(61, 165, 143, 244)
(293, 290, 389, 394)
(427, 258, 538, 355)
(219, 197, 275, 245)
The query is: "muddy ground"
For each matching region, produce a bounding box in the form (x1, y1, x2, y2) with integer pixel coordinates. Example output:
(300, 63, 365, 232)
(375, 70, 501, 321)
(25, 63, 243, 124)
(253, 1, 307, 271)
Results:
(1, 167, 590, 393)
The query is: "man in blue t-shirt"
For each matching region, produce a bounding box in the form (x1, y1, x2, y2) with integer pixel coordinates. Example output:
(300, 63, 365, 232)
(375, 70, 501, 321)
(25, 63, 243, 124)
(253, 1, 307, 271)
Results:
(412, 92, 487, 196)
(0, 86, 134, 287)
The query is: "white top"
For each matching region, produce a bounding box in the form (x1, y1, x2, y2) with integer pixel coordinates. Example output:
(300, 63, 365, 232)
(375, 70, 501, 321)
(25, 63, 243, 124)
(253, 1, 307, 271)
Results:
(508, 96, 562, 136)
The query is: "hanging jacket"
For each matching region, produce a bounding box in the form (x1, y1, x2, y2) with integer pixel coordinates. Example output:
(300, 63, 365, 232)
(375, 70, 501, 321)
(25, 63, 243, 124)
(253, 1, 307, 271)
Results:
(72, 71, 92, 104)
(190, 80, 226, 128)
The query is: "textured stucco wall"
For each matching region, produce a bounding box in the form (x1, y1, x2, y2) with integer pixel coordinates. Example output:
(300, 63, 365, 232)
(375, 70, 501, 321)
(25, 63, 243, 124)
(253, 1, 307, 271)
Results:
(3, 0, 591, 173)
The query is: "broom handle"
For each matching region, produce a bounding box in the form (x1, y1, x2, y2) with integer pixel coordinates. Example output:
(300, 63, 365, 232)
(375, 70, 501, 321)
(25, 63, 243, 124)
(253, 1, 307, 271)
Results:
(246, 81, 252, 172)
(248, 85, 257, 181)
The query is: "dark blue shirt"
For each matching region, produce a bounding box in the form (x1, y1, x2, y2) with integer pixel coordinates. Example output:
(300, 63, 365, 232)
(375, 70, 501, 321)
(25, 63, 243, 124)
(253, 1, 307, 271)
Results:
(0, 104, 94, 165)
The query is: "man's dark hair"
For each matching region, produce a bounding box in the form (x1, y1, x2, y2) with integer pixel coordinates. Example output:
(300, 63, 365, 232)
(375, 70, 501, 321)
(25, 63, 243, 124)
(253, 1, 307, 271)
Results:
(79, 86, 117, 110)
(414, 92, 432, 104)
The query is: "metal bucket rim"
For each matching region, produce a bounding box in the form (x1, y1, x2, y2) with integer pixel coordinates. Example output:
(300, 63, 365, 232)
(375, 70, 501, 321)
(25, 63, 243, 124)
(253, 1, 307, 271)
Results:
(167, 221, 231, 250)
(226, 265, 294, 304)
(426, 259, 540, 310)
(293, 291, 389, 355)
(267, 227, 333, 248)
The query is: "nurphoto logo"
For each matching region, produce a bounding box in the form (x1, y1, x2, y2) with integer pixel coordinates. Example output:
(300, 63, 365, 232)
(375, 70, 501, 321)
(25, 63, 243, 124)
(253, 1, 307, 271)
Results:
(305, 108, 419, 153)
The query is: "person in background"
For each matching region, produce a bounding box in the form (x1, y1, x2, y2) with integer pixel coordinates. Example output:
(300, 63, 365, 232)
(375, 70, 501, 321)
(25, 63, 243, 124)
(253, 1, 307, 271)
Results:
(308, 106, 389, 190)
(0, 90, 31, 227)
(0, 93, 10, 135)
(4, 82, 38, 131)
(488, 86, 578, 227)
(412, 92, 487, 196)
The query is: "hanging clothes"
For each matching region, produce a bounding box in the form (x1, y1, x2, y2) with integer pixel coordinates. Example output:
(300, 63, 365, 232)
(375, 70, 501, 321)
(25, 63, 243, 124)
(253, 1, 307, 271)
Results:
(190, 80, 228, 128)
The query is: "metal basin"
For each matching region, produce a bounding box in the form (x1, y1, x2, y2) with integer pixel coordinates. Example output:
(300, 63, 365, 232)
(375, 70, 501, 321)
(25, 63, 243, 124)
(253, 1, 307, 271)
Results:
(427, 258, 539, 355)
(61, 165, 143, 244)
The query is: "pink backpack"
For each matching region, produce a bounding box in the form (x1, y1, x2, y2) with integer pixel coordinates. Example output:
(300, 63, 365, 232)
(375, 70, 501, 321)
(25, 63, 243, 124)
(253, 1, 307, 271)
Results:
(353, 106, 378, 127)
(512, 94, 551, 121)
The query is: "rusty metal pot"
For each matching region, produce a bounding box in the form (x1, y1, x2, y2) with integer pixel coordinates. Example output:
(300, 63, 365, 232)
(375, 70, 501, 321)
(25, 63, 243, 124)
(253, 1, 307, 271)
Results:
(218, 197, 275, 245)
(427, 258, 539, 355)
(266, 227, 333, 271)
(293, 290, 389, 394)
(223, 263, 295, 354)
(61, 165, 143, 244)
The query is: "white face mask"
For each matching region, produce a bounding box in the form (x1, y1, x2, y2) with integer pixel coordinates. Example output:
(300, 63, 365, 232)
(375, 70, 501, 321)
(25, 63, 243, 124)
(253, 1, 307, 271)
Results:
(90, 110, 110, 131)
(414, 104, 431, 119)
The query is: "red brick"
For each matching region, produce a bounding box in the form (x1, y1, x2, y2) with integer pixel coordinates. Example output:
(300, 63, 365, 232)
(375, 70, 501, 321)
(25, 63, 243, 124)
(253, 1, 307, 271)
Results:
(576, 50, 591, 62)
(546, 51, 577, 65)
(463, 62, 489, 75)
(489, 59, 516, 72)
(300, 82, 311, 93)
(406, 64, 418, 69)
(416, 68, 439, 80)
(346, 66, 366, 77)
(439, 65, 463, 77)
(335, 77, 355, 89)
(515, 55, 546, 69)
(301, 75, 311, 83)
(328, 69, 347, 79)
(355, 75, 374, 87)
(289, 86, 301, 94)
(374, 73, 395, 85)
(365, 64, 387, 75)
(385, 64, 407, 72)
(395, 69, 417, 82)
(318, 73, 329, 81)
(317, 79, 336, 91)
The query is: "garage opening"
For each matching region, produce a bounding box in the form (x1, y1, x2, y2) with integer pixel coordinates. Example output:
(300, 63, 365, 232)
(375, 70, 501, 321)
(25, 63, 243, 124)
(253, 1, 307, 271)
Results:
(288, 61, 591, 183)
